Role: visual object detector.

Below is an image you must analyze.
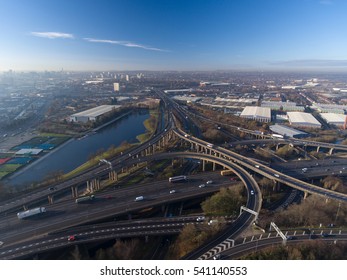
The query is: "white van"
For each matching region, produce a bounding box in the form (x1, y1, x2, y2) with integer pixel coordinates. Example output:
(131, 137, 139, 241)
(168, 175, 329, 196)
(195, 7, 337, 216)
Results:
(134, 196, 144, 202)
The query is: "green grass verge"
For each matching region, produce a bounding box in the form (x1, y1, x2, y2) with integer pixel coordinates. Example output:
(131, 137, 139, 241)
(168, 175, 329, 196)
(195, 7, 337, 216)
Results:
(0, 171, 10, 179)
(0, 164, 22, 173)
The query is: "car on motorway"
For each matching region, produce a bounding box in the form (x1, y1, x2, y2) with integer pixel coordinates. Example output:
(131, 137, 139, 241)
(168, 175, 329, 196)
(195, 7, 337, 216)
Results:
(274, 174, 280, 178)
(286, 236, 296, 240)
(134, 196, 144, 201)
(198, 184, 206, 188)
(206, 180, 213, 184)
(327, 223, 335, 227)
(196, 216, 205, 222)
(0, 241, 4, 247)
(169, 190, 176, 194)
(250, 190, 254, 195)
(48, 187, 56, 191)
(68, 235, 76, 242)
(213, 254, 221, 260)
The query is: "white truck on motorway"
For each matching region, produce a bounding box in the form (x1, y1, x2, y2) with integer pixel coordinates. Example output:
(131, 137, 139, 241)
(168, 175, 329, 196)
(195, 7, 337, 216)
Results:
(75, 195, 95, 203)
(17, 207, 46, 220)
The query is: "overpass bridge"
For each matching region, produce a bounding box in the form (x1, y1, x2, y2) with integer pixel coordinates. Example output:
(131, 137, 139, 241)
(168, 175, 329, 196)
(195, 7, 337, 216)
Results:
(171, 127, 347, 203)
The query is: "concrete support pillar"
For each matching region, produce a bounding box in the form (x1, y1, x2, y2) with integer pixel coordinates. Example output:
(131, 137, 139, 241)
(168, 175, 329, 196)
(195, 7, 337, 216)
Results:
(329, 148, 334, 155)
(179, 202, 184, 216)
(213, 162, 216, 171)
(48, 195, 54, 205)
(71, 186, 78, 198)
(304, 191, 308, 199)
(109, 171, 118, 182)
(87, 179, 100, 193)
(202, 160, 206, 172)
(86, 181, 91, 193)
(317, 146, 320, 153)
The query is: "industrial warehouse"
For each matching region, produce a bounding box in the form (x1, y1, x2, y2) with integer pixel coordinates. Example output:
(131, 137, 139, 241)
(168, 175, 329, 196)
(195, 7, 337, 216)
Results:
(320, 113, 347, 128)
(269, 124, 308, 138)
(240, 106, 271, 123)
(69, 105, 121, 123)
(287, 112, 321, 128)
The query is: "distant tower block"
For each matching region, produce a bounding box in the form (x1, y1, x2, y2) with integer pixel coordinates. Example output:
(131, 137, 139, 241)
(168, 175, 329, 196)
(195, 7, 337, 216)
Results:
(113, 82, 120, 92)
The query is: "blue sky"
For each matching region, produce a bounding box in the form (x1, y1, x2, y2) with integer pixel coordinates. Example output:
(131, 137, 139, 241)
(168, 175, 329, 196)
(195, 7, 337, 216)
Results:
(1, 0, 347, 71)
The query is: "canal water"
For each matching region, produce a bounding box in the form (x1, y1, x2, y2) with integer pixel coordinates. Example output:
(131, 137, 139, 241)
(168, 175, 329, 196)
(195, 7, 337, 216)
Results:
(6, 110, 149, 187)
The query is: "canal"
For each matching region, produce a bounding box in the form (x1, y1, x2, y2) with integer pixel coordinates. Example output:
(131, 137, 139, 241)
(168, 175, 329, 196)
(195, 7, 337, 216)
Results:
(7, 110, 150, 187)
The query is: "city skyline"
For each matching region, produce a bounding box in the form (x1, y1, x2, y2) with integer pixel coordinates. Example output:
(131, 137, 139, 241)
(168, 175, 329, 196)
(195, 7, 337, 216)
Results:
(1, 0, 347, 72)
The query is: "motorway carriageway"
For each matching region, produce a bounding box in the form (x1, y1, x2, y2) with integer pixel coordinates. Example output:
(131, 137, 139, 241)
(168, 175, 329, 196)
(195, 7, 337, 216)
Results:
(0, 171, 238, 245)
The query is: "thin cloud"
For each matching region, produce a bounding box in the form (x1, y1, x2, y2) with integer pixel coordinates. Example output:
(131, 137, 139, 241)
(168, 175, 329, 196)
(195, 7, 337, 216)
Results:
(84, 38, 169, 52)
(31, 32, 74, 39)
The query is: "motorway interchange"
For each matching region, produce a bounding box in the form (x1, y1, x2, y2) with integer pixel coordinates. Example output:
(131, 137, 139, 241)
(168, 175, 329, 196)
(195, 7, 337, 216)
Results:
(1, 92, 347, 259)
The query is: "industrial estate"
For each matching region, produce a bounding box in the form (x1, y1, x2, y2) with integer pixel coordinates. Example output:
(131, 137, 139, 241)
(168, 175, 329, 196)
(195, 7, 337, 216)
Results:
(0, 70, 347, 260)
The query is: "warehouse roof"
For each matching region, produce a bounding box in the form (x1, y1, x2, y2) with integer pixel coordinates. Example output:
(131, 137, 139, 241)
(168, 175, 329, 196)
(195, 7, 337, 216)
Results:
(270, 124, 308, 138)
(15, 148, 43, 155)
(71, 105, 121, 118)
(320, 113, 346, 123)
(287, 112, 321, 126)
(240, 106, 271, 118)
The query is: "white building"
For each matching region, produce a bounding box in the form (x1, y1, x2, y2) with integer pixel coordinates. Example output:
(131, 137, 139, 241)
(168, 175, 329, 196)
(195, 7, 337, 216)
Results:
(287, 112, 321, 128)
(113, 83, 120, 92)
(240, 106, 271, 123)
(320, 113, 346, 127)
(270, 124, 308, 138)
(15, 148, 43, 156)
(311, 103, 347, 114)
(70, 105, 121, 123)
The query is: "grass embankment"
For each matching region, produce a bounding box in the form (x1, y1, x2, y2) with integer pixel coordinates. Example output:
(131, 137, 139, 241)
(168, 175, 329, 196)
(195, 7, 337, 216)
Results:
(136, 109, 159, 143)
(63, 142, 133, 179)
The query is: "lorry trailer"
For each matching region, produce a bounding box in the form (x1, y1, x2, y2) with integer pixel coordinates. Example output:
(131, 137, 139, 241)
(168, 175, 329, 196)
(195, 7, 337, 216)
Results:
(17, 207, 46, 220)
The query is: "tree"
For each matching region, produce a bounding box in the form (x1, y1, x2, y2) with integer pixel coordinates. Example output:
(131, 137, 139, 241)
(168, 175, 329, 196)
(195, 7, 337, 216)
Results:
(201, 185, 245, 216)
